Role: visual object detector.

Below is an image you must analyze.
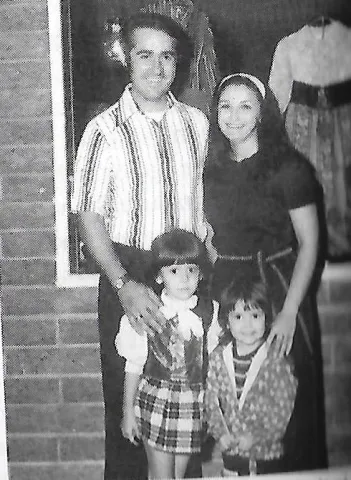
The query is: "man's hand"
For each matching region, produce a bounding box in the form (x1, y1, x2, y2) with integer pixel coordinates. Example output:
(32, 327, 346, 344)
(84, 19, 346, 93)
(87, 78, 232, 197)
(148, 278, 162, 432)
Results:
(117, 280, 165, 335)
(121, 407, 140, 446)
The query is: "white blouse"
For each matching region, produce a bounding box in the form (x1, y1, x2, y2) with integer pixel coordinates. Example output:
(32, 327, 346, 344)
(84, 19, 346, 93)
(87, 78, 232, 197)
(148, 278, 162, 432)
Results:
(115, 291, 220, 374)
(269, 21, 351, 113)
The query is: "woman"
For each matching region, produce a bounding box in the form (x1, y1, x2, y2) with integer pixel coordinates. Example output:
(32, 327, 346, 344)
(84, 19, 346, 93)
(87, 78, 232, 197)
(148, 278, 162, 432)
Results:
(204, 73, 327, 472)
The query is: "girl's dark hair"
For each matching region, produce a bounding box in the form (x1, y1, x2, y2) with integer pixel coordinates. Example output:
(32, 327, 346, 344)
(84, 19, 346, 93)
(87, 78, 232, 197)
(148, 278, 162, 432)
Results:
(150, 229, 211, 279)
(219, 278, 273, 337)
(120, 12, 193, 95)
(205, 73, 295, 177)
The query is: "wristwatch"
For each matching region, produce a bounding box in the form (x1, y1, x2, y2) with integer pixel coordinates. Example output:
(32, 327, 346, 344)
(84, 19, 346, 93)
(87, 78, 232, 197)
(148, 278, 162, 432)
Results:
(115, 273, 131, 291)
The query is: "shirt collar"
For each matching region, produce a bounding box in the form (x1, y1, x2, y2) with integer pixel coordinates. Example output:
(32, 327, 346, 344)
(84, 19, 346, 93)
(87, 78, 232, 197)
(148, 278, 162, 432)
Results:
(161, 290, 198, 314)
(120, 84, 178, 122)
(160, 291, 202, 340)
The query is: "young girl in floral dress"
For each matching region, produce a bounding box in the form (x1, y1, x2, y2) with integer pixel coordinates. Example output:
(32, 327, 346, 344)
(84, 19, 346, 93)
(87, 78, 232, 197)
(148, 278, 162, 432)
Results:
(205, 278, 297, 476)
(115, 229, 220, 479)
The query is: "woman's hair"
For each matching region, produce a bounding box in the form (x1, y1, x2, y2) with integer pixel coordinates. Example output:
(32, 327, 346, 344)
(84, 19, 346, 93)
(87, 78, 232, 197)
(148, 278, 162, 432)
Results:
(150, 228, 211, 279)
(120, 12, 193, 94)
(218, 278, 273, 337)
(206, 73, 293, 173)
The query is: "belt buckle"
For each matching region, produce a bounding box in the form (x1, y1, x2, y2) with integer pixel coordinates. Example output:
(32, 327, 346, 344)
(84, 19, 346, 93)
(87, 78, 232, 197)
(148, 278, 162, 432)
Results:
(317, 87, 329, 108)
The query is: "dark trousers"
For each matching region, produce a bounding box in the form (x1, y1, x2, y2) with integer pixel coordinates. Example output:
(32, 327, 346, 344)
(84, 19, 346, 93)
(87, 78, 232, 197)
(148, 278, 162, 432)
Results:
(98, 244, 203, 480)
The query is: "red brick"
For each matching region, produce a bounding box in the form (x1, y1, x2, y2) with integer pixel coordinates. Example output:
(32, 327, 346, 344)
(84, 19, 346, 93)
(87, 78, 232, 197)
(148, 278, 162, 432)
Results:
(0, 4, 48, 31)
(7, 436, 58, 462)
(5, 347, 59, 375)
(0, 119, 52, 145)
(329, 278, 351, 304)
(321, 337, 333, 368)
(1, 230, 55, 258)
(9, 463, 104, 480)
(0, 202, 54, 229)
(5, 377, 59, 404)
(6, 404, 104, 434)
(328, 451, 351, 467)
(2, 174, 53, 202)
(2, 287, 97, 316)
(1, 259, 55, 285)
(334, 337, 351, 369)
(316, 279, 330, 305)
(3, 318, 56, 346)
(59, 346, 101, 375)
(59, 436, 104, 461)
(62, 377, 103, 403)
(59, 318, 99, 344)
(0, 61, 50, 90)
(0, 31, 49, 60)
(5, 345, 100, 375)
(324, 372, 351, 425)
(319, 308, 351, 335)
(1, 0, 48, 4)
(0, 89, 51, 119)
(0, 145, 52, 174)
(6, 405, 60, 433)
(327, 432, 351, 467)
(58, 404, 104, 433)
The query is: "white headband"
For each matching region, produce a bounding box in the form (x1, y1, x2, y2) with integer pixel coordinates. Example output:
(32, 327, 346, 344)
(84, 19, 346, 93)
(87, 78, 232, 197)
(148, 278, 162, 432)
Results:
(218, 73, 266, 99)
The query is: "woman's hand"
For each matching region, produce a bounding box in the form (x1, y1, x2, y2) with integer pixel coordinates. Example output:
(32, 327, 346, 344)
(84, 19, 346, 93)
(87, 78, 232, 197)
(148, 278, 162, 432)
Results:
(219, 433, 236, 453)
(121, 407, 140, 446)
(117, 280, 165, 336)
(205, 221, 218, 264)
(267, 308, 297, 357)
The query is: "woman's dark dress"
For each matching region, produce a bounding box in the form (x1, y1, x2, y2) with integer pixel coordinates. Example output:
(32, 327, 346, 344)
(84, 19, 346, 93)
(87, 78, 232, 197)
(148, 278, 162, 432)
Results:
(204, 149, 327, 472)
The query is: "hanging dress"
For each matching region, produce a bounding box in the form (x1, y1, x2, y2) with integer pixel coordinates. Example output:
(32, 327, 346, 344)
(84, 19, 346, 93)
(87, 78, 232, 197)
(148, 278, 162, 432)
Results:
(269, 21, 351, 259)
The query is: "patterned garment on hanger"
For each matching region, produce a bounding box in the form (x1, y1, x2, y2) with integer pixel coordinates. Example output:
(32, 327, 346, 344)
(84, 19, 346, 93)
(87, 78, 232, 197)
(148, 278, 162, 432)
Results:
(269, 20, 351, 258)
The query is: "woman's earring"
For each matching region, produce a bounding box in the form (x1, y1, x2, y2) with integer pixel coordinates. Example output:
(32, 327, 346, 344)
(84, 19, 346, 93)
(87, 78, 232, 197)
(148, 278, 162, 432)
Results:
(156, 276, 163, 284)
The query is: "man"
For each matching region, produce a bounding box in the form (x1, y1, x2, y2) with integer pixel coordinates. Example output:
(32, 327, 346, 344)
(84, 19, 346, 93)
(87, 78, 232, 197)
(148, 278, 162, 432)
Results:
(71, 12, 209, 480)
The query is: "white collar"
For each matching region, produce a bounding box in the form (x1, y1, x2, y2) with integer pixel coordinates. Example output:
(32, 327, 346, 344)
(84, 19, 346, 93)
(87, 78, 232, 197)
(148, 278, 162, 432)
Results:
(121, 85, 178, 121)
(160, 291, 202, 340)
(160, 291, 198, 313)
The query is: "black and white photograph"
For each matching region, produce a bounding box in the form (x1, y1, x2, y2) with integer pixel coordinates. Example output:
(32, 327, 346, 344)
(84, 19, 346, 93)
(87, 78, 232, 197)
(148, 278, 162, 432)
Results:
(1, 0, 351, 479)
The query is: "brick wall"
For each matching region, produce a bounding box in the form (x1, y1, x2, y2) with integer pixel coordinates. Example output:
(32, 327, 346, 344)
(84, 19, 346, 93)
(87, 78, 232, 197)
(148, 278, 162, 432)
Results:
(0, 1, 350, 480)
(0, 1, 104, 479)
(318, 278, 351, 467)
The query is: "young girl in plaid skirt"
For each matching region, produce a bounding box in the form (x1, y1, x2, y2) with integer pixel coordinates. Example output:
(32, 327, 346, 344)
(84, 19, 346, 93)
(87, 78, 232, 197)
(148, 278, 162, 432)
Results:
(115, 229, 220, 479)
(205, 278, 297, 476)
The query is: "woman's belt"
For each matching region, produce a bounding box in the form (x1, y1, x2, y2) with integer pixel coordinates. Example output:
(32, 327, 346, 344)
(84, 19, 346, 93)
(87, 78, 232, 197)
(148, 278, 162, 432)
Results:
(216, 246, 293, 305)
(217, 246, 313, 355)
(290, 79, 351, 109)
(217, 246, 293, 263)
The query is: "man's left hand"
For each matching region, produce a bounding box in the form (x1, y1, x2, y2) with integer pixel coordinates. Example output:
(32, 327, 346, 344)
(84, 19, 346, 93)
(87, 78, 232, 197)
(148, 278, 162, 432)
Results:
(117, 280, 165, 335)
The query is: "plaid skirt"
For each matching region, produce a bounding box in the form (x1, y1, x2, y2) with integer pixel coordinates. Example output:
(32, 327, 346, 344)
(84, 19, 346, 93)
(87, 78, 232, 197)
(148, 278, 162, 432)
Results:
(135, 375, 204, 454)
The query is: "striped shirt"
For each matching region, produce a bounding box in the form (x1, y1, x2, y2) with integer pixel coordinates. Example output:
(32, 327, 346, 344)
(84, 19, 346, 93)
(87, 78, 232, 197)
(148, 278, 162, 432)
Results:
(232, 343, 262, 400)
(71, 85, 209, 249)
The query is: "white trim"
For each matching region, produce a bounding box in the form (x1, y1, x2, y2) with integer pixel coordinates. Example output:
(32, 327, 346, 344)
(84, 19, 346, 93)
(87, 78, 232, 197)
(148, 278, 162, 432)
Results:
(48, 0, 98, 288)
